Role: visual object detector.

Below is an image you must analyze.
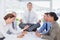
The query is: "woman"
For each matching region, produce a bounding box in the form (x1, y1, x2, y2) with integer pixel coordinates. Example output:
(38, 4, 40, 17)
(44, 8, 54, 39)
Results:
(0, 13, 28, 40)
(41, 12, 60, 40)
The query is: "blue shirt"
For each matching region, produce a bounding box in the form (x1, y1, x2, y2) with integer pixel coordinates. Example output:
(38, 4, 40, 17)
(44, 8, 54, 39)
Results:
(37, 22, 51, 35)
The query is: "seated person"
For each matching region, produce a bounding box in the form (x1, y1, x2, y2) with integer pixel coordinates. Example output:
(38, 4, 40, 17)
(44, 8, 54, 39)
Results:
(6, 12, 17, 34)
(0, 13, 29, 39)
(35, 13, 51, 37)
(36, 12, 60, 40)
(12, 12, 17, 30)
(19, 2, 40, 32)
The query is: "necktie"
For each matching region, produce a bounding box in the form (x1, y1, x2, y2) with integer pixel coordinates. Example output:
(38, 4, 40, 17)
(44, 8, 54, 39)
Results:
(46, 23, 51, 35)
(46, 23, 48, 31)
(27, 12, 30, 23)
(12, 22, 17, 30)
(12, 22, 15, 29)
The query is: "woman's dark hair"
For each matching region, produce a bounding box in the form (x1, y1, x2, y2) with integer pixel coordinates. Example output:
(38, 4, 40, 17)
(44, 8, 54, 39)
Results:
(4, 13, 15, 20)
(45, 12, 49, 15)
(49, 12, 58, 21)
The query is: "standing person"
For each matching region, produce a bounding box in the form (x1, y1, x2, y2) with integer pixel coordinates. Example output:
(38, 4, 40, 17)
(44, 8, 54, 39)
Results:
(36, 13, 51, 37)
(19, 2, 40, 32)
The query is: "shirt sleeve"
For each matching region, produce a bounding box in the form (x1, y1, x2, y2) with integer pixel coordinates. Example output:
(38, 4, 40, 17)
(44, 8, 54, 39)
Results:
(37, 23, 46, 34)
(40, 22, 51, 35)
(0, 24, 16, 38)
(41, 27, 56, 40)
(37, 22, 51, 35)
(16, 26, 24, 33)
(9, 25, 23, 34)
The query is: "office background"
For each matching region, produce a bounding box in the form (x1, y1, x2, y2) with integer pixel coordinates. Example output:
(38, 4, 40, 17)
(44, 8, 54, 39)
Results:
(0, 0, 60, 24)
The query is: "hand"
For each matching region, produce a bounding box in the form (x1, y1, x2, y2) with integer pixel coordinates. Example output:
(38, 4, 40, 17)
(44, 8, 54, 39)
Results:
(17, 34, 24, 38)
(17, 31, 27, 38)
(22, 31, 27, 35)
(35, 31, 41, 37)
(38, 20, 41, 23)
(20, 19, 23, 23)
(24, 25, 29, 30)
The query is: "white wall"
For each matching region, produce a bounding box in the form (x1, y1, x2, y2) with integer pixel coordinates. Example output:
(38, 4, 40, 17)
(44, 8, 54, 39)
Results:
(0, 0, 60, 23)
(0, 0, 5, 21)
(3, 0, 50, 20)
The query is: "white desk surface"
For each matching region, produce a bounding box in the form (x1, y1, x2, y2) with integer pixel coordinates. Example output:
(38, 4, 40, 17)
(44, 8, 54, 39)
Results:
(4, 32, 45, 40)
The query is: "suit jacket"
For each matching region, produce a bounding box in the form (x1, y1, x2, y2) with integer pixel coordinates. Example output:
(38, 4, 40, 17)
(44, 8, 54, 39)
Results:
(41, 21, 60, 40)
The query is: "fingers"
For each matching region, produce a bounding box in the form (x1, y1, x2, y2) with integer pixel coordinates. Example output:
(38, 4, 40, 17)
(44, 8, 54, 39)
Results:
(35, 31, 41, 37)
(17, 31, 27, 38)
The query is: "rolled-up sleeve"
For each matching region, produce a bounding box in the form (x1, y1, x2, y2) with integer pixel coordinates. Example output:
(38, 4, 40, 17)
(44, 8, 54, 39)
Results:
(0, 23, 17, 38)
(37, 22, 51, 35)
(37, 23, 46, 34)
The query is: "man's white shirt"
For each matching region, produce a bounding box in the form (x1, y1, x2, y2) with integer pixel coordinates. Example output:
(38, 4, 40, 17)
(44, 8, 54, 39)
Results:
(21, 10, 38, 24)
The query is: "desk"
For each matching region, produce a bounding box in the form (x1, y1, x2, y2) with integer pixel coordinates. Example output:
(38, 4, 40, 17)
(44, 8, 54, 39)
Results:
(4, 32, 45, 40)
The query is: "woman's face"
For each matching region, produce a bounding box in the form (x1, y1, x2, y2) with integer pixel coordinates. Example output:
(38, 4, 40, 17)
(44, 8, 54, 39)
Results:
(48, 14, 54, 22)
(8, 17, 15, 23)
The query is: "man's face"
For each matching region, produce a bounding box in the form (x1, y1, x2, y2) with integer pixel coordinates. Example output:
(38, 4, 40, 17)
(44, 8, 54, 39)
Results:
(12, 13, 16, 20)
(44, 14, 48, 21)
(27, 4, 32, 11)
(13, 13, 16, 17)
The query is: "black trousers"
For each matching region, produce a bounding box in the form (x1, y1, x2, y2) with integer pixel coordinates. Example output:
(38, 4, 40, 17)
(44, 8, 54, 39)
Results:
(0, 37, 5, 40)
(19, 23, 40, 32)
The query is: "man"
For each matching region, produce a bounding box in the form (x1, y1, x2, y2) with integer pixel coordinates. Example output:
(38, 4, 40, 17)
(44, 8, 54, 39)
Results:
(35, 13, 51, 37)
(19, 2, 40, 32)
(12, 12, 17, 30)
(6, 12, 18, 34)
(12, 12, 29, 38)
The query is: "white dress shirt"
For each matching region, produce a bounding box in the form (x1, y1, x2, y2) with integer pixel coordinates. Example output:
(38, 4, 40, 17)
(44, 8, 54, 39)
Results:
(0, 19, 24, 38)
(22, 10, 38, 24)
